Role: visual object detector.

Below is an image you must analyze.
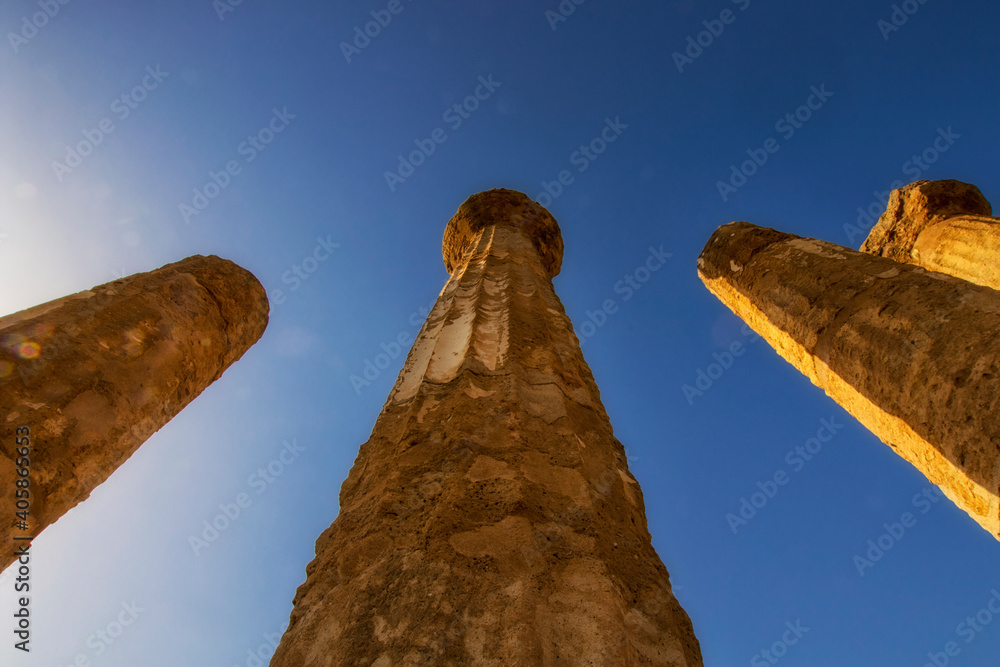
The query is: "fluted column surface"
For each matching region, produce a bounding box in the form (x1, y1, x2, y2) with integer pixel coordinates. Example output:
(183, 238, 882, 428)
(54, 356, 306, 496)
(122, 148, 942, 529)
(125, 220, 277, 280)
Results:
(271, 190, 702, 666)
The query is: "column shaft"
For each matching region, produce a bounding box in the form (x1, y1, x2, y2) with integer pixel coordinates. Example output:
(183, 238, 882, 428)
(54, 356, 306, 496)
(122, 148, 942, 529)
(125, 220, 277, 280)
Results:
(0, 255, 268, 572)
(699, 222, 1000, 539)
(271, 191, 701, 666)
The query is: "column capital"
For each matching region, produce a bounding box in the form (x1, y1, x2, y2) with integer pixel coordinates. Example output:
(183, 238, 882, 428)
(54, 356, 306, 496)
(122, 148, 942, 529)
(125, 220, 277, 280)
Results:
(442, 188, 563, 277)
(861, 179, 992, 261)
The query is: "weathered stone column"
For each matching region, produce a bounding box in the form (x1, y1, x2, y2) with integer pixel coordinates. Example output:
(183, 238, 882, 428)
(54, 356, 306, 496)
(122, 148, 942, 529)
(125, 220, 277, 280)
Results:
(862, 179, 1000, 291)
(698, 223, 1000, 539)
(0, 255, 268, 572)
(271, 189, 702, 666)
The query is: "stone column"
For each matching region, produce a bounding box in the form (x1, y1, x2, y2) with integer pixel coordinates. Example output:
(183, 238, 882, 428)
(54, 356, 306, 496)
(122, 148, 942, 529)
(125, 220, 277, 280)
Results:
(0, 255, 268, 572)
(270, 190, 702, 666)
(698, 222, 1000, 539)
(862, 179, 1000, 291)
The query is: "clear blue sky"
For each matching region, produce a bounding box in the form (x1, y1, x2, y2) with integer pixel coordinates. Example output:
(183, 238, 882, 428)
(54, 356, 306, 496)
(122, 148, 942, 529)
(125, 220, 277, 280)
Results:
(2, 0, 999, 665)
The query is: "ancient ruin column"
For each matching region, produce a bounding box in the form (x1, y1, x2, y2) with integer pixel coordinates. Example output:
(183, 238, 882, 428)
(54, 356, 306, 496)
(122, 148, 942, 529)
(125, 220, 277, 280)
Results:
(698, 223, 1000, 539)
(861, 179, 1000, 291)
(0, 255, 268, 572)
(271, 189, 702, 666)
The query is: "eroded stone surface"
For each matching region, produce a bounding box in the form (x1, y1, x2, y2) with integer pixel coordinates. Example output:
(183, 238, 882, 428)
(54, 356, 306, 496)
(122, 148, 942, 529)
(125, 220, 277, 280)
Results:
(860, 179, 1000, 291)
(861, 180, 989, 251)
(0, 255, 269, 573)
(270, 191, 702, 666)
(861, 179, 991, 259)
(699, 222, 1000, 539)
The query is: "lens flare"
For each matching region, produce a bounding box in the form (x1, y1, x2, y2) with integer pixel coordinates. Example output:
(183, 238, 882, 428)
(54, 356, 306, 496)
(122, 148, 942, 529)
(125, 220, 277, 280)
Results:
(18, 341, 41, 359)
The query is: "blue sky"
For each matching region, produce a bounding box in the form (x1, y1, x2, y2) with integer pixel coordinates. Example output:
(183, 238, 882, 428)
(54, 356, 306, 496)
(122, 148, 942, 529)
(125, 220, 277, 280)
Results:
(2, 0, 999, 665)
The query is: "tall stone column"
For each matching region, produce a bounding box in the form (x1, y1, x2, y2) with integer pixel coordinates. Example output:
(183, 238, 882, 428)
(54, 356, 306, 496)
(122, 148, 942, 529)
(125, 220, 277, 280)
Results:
(271, 190, 702, 666)
(698, 223, 1000, 539)
(861, 179, 1000, 291)
(0, 255, 268, 572)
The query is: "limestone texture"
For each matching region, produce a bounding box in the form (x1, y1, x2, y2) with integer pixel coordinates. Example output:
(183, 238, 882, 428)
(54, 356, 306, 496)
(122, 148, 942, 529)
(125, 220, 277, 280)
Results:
(0, 255, 268, 573)
(699, 222, 1000, 539)
(862, 179, 1000, 291)
(270, 189, 702, 666)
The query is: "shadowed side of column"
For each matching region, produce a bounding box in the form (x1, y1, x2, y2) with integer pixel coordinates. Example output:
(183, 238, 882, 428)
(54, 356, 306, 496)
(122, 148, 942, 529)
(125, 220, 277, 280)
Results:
(270, 189, 702, 666)
(0, 255, 269, 573)
(699, 222, 1000, 539)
